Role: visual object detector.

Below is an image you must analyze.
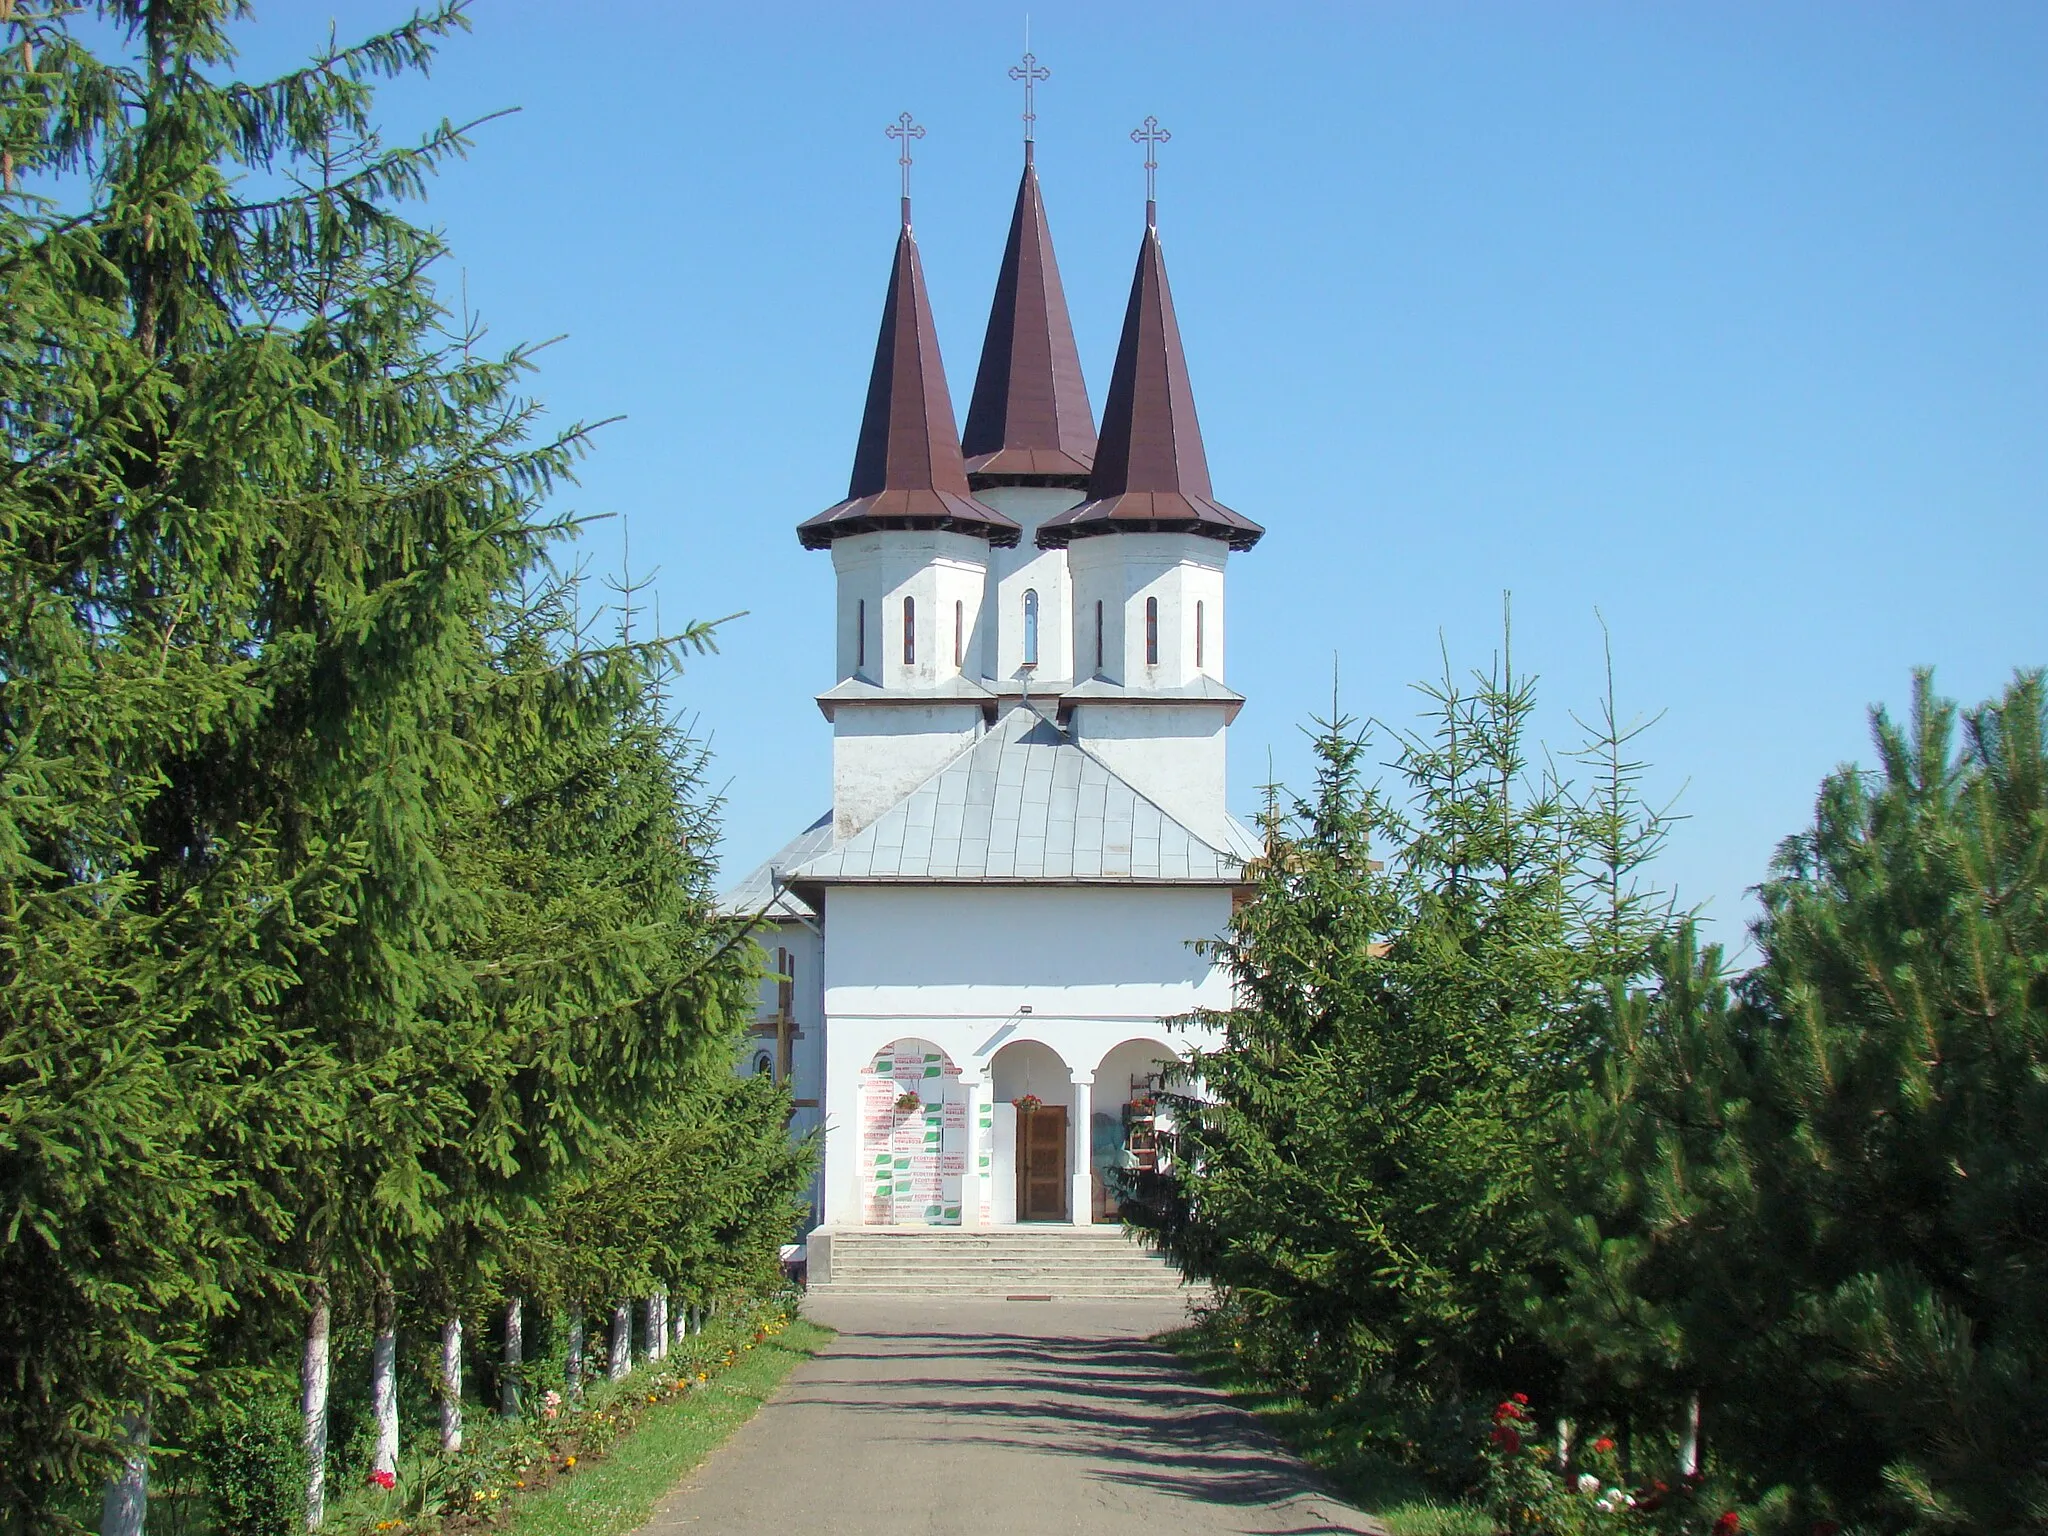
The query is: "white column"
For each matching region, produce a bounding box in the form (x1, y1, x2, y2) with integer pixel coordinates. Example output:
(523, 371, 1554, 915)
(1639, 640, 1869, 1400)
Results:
(1069, 1072, 1094, 1226)
(960, 1075, 986, 1228)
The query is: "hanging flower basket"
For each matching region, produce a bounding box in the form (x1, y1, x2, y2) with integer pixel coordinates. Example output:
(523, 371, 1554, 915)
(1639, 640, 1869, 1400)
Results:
(1127, 1095, 1157, 1116)
(893, 1091, 923, 1114)
(1012, 1094, 1044, 1113)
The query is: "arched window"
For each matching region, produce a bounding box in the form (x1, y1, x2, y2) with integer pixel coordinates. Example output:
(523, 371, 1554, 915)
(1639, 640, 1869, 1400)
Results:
(1195, 600, 1205, 670)
(856, 598, 866, 669)
(1022, 589, 1039, 667)
(902, 595, 915, 666)
(752, 1050, 774, 1079)
(1145, 596, 1159, 667)
(1094, 600, 1104, 674)
(953, 600, 964, 667)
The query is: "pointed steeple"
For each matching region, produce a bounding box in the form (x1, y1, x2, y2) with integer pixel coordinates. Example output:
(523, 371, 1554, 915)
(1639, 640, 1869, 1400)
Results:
(1036, 213, 1262, 551)
(961, 158, 1097, 486)
(798, 216, 1019, 551)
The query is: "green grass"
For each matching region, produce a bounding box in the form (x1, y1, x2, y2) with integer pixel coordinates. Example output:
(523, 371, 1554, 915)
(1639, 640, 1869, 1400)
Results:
(489, 1317, 831, 1536)
(1162, 1327, 1491, 1536)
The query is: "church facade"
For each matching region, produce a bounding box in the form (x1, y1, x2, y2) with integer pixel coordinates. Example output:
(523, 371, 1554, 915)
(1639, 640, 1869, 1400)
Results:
(722, 135, 1262, 1239)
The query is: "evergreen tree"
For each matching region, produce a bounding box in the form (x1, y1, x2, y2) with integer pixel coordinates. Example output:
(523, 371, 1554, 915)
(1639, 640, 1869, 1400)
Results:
(1139, 635, 1673, 1404)
(1539, 672, 2048, 1531)
(1, 3, 783, 1525)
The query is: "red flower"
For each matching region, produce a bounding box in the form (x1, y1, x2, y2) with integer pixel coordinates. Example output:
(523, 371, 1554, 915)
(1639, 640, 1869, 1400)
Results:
(1593, 1437, 1615, 1453)
(1713, 1513, 1740, 1535)
(368, 1468, 396, 1491)
(1512, 1392, 1529, 1405)
(1490, 1426, 1522, 1455)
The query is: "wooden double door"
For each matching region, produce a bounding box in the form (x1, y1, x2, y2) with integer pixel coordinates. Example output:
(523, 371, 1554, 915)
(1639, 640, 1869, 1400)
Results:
(1016, 1106, 1068, 1222)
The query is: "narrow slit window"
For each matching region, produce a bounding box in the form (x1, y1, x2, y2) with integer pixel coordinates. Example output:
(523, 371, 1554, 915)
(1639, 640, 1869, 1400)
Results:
(954, 600, 964, 668)
(902, 596, 915, 666)
(1022, 589, 1039, 666)
(856, 599, 866, 669)
(1145, 596, 1159, 667)
(1195, 601, 1205, 669)
(1095, 600, 1104, 674)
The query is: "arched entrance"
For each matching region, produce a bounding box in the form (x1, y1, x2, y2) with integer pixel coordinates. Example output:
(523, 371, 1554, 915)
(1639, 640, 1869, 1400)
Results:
(1089, 1039, 1181, 1222)
(989, 1040, 1073, 1223)
(859, 1039, 966, 1226)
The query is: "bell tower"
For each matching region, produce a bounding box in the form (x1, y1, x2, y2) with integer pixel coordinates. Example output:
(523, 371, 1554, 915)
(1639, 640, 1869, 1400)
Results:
(1038, 136, 1262, 846)
(796, 123, 1018, 839)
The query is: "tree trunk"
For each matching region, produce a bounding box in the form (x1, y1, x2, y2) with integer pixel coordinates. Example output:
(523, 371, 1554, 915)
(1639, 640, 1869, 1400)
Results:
(1678, 1393, 1702, 1479)
(301, 1278, 331, 1530)
(500, 1297, 523, 1418)
(98, 1406, 148, 1536)
(565, 1312, 584, 1399)
(439, 1314, 463, 1453)
(370, 1279, 399, 1479)
(609, 1301, 631, 1380)
(1556, 1417, 1575, 1478)
(671, 1300, 686, 1352)
(649, 1290, 666, 1361)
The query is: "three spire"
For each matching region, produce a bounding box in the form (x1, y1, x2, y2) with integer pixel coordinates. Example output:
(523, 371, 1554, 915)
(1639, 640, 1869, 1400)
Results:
(800, 83, 1260, 554)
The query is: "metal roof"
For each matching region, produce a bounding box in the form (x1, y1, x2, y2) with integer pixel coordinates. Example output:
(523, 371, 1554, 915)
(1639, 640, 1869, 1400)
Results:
(798, 221, 1020, 551)
(1037, 219, 1262, 553)
(786, 706, 1248, 887)
(962, 158, 1097, 486)
(718, 810, 833, 919)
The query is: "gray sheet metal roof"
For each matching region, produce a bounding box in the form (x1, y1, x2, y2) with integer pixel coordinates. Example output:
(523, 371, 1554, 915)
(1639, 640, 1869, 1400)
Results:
(787, 706, 1246, 886)
(718, 810, 833, 918)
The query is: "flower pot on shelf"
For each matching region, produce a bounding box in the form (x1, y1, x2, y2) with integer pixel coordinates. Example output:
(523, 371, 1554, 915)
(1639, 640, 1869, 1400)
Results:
(1012, 1094, 1044, 1113)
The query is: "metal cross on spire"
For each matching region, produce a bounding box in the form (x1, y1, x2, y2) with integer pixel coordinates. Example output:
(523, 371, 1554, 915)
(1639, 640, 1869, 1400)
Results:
(1131, 115, 1171, 227)
(1009, 47, 1050, 162)
(885, 111, 926, 226)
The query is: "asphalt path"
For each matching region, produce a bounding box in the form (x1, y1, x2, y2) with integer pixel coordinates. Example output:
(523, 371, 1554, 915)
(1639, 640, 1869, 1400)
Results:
(636, 1295, 1386, 1535)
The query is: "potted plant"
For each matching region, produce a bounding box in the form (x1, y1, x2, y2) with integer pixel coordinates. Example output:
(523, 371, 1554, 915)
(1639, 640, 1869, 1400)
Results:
(1012, 1094, 1043, 1113)
(893, 1091, 923, 1114)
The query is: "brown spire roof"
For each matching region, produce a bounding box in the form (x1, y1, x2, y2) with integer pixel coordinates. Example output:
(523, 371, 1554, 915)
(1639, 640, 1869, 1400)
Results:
(961, 158, 1097, 486)
(1036, 216, 1262, 552)
(798, 221, 1019, 551)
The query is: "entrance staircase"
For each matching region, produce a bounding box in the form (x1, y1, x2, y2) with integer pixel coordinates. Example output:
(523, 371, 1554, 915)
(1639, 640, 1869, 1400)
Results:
(806, 1226, 1201, 1302)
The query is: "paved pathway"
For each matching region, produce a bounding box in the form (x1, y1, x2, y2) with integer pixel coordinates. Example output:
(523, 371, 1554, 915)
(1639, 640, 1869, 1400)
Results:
(637, 1295, 1385, 1535)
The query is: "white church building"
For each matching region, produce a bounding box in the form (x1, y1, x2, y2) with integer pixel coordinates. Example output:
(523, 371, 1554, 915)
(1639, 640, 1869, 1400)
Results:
(722, 133, 1263, 1258)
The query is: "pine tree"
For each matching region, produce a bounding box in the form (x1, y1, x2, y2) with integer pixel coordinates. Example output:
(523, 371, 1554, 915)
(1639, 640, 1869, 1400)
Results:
(1139, 630, 1674, 1405)
(0, 1, 770, 1524)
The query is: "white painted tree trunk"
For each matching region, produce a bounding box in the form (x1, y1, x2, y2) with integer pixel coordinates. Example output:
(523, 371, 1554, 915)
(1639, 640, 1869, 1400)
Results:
(500, 1297, 523, 1418)
(438, 1314, 463, 1453)
(565, 1312, 584, 1399)
(1678, 1393, 1702, 1478)
(609, 1301, 631, 1380)
(98, 1407, 148, 1536)
(671, 1300, 686, 1352)
(370, 1282, 398, 1479)
(301, 1280, 331, 1530)
(1556, 1417, 1575, 1475)
(649, 1291, 666, 1361)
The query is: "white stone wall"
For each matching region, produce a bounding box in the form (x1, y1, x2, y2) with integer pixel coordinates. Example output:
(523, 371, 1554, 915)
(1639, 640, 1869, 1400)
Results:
(813, 882, 1231, 1228)
(829, 702, 982, 839)
(977, 486, 1082, 685)
(831, 530, 990, 686)
(1064, 532, 1227, 687)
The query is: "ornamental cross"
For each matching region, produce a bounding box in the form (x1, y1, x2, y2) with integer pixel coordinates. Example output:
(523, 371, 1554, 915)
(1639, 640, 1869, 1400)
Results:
(1009, 50, 1050, 152)
(885, 111, 926, 221)
(1131, 115, 1171, 220)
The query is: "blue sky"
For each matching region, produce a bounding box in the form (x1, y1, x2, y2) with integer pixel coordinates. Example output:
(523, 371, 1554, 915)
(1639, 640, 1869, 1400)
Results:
(222, 2, 2045, 952)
